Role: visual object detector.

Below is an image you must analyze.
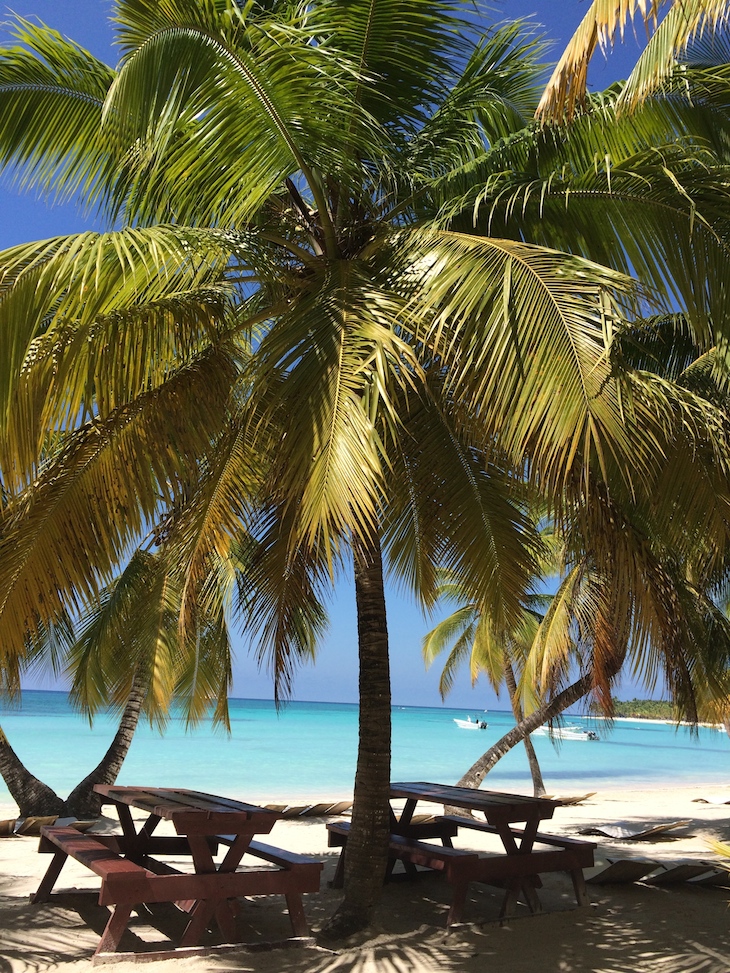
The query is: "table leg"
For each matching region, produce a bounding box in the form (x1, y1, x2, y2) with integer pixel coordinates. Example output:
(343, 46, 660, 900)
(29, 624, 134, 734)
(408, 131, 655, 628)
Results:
(391, 798, 418, 832)
(114, 804, 161, 863)
(182, 833, 252, 946)
(494, 818, 543, 916)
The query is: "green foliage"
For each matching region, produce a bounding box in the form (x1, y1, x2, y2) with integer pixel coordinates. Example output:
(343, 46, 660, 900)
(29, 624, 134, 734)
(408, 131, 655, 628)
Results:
(609, 697, 675, 719)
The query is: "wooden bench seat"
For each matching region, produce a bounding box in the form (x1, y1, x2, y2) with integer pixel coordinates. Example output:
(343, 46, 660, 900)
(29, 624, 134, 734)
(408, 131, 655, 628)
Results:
(327, 820, 479, 925)
(33, 825, 323, 957)
(436, 814, 596, 907)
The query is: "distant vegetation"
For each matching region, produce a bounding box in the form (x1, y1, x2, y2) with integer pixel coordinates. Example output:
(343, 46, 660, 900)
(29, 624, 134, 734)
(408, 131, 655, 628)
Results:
(610, 699, 674, 719)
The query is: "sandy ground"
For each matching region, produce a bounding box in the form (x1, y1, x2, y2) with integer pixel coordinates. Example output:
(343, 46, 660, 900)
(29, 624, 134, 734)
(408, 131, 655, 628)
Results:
(2, 784, 730, 973)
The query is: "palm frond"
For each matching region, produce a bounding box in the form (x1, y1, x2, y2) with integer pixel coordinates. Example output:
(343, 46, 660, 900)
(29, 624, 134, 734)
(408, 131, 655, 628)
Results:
(0, 18, 115, 204)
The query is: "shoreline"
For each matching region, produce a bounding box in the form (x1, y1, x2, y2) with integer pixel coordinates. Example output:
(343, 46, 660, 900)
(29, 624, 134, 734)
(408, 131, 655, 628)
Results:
(3, 779, 730, 821)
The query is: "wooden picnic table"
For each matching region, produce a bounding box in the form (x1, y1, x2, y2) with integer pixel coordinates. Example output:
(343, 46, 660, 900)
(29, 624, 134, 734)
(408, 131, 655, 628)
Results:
(327, 781, 595, 925)
(31, 785, 323, 961)
(389, 781, 593, 919)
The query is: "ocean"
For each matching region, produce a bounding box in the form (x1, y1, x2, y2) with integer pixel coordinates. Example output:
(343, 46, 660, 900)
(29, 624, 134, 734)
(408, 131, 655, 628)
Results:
(0, 691, 727, 812)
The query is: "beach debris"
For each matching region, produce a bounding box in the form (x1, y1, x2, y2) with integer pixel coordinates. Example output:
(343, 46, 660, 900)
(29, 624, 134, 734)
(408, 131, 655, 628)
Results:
(578, 819, 692, 840)
(264, 801, 353, 818)
(6, 816, 98, 837)
(644, 861, 717, 884)
(689, 866, 730, 887)
(14, 816, 58, 836)
(691, 795, 730, 804)
(587, 857, 659, 883)
(543, 792, 597, 805)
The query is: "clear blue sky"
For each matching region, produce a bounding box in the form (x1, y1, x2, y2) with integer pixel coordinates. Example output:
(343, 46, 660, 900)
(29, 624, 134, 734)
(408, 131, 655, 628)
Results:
(2, 2, 649, 708)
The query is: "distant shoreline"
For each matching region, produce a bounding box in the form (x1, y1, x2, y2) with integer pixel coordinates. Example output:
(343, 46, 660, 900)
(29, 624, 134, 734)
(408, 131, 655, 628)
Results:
(609, 716, 725, 729)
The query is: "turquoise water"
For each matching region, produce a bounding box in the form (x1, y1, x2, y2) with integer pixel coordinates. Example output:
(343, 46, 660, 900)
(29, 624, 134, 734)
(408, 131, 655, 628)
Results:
(0, 691, 727, 810)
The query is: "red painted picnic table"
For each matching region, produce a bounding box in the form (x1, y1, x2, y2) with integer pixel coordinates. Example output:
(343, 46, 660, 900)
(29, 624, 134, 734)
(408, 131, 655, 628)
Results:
(388, 782, 592, 918)
(95, 785, 282, 948)
(32, 785, 322, 960)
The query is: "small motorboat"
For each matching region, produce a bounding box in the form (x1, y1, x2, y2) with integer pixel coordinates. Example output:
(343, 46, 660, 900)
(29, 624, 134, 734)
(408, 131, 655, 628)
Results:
(454, 716, 488, 730)
(531, 724, 599, 741)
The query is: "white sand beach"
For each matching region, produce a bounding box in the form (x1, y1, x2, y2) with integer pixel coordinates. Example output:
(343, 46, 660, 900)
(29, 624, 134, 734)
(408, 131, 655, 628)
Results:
(1, 783, 729, 973)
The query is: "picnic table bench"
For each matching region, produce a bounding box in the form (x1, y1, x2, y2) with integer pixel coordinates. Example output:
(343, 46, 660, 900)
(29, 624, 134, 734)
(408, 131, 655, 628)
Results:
(31, 787, 323, 962)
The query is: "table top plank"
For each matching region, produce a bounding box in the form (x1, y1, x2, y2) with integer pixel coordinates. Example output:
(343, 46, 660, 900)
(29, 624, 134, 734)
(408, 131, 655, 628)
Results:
(93, 786, 280, 836)
(390, 782, 560, 824)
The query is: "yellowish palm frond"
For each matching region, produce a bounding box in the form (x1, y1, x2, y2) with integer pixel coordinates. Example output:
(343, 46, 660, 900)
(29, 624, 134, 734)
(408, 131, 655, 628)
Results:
(538, 0, 730, 121)
(0, 350, 234, 676)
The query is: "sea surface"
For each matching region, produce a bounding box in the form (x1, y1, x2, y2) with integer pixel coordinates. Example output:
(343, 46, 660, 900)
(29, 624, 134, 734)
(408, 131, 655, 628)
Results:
(0, 691, 727, 811)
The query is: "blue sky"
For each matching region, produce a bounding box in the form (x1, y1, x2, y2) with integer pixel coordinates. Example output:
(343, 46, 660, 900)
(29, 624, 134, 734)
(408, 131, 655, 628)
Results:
(2, 2, 650, 708)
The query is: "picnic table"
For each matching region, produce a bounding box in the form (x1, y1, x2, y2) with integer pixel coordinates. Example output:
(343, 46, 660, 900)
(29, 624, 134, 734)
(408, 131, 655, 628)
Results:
(31, 785, 323, 961)
(327, 781, 595, 925)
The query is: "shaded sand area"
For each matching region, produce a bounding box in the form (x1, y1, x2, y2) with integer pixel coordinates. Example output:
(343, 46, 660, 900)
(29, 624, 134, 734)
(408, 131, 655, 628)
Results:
(2, 785, 730, 973)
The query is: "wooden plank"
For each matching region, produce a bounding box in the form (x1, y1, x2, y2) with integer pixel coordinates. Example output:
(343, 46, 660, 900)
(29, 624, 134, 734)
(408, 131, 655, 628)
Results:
(39, 828, 149, 883)
(99, 864, 323, 906)
(390, 782, 560, 822)
(438, 816, 597, 852)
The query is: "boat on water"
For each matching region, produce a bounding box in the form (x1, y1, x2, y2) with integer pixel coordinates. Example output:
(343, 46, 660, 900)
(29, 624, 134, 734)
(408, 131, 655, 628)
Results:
(454, 716, 488, 730)
(531, 725, 600, 741)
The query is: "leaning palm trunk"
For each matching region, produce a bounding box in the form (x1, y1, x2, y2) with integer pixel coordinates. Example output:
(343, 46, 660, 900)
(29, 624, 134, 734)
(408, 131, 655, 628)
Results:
(457, 673, 593, 789)
(321, 534, 391, 940)
(65, 673, 145, 818)
(503, 657, 545, 797)
(0, 725, 67, 817)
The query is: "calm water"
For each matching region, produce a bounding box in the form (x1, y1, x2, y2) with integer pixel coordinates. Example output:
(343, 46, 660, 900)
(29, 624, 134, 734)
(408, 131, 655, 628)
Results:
(0, 691, 727, 811)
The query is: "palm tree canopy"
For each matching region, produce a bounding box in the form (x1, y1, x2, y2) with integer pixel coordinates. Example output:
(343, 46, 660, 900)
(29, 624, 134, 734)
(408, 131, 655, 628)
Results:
(0, 0, 728, 713)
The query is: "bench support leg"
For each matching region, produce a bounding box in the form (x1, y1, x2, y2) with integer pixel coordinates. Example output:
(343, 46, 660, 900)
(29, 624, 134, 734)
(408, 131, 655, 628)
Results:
(331, 849, 345, 889)
(180, 898, 218, 947)
(31, 851, 67, 904)
(570, 869, 590, 907)
(96, 904, 133, 956)
(285, 894, 309, 937)
(447, 881, 468, 926)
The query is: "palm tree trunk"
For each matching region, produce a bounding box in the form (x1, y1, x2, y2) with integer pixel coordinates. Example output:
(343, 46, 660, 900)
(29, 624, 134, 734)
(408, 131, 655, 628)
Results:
(65, 674, 145, 818)
(503, 656, 545, 797)
(0, 725, 68, 817)
(457, 672, 593, 789)
(320, 533, 391, 941)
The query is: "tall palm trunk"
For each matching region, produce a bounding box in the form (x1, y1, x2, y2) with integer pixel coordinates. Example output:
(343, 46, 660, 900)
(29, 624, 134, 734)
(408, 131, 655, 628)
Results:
(321, 533, 391, 940)
(457, 672, 593, 789)
(0, 726, 67, 816)
(65, 672, 145, 818)
(503, 656, 545, 796)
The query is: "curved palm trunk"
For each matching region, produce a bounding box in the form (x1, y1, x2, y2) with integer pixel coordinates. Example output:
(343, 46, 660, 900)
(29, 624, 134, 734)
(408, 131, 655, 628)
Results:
(0, 725, 68, 817)
(503, 657, 545, 797)
(321, 534, 391, 940)
(65, 674, 145, 818)
(457, 672, 593, 789)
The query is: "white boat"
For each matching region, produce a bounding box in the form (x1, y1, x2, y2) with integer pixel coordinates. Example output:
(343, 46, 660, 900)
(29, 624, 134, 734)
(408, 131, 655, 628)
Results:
(454, 716, 488, 730)
(531, 725, 599, 741)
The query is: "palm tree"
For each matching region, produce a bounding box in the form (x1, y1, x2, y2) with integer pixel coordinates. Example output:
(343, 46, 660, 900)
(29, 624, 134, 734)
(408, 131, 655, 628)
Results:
(452, 313, 730, 790)
(1, 2, 730, 937)
(0, 547, 235, 817)
(423, 568, 549, 796)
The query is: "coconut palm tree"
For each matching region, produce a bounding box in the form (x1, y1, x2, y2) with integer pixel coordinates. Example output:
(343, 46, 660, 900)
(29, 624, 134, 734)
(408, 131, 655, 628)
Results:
(423, 567, 550, 796)
(1, 2, 730, 937)
(0, 546, 235, 817)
